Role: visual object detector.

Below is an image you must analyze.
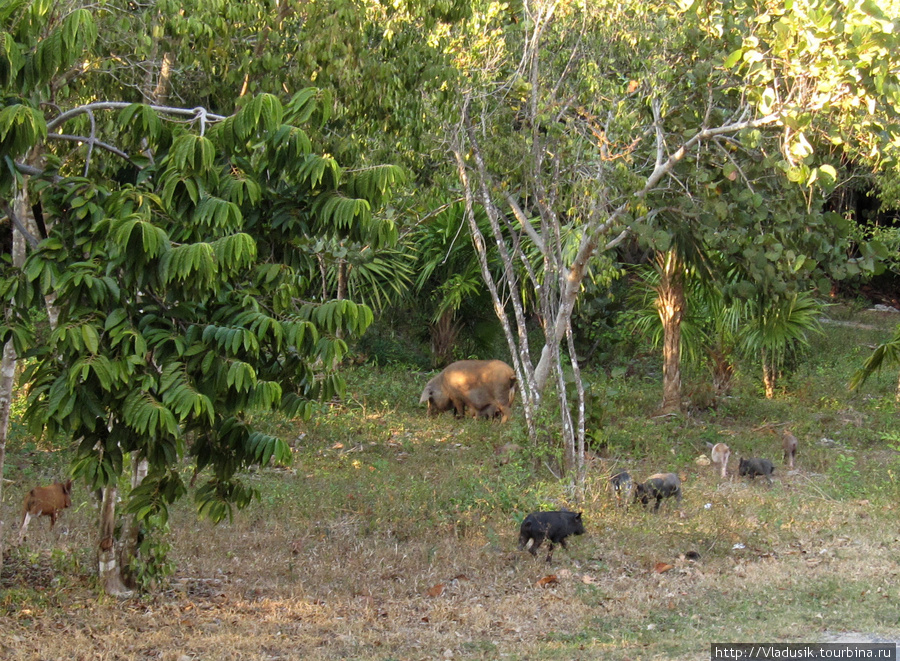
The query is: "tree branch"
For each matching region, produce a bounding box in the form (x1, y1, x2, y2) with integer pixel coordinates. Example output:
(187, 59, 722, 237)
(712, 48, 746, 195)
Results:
(47, 102, 226, 133)
(533, 109, 788, 388)
(47, 134, 132, 162)
(0, 201, 41, 249)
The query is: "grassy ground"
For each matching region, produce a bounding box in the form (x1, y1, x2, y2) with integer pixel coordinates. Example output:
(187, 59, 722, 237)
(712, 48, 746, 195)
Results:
(2, 306, 900, 660)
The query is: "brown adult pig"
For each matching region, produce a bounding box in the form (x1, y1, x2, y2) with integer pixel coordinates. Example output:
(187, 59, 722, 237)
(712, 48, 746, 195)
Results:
(419, 360, 516, 423)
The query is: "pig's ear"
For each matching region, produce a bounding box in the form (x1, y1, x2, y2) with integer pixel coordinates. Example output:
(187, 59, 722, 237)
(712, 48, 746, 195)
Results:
(575, 512, 582, 520)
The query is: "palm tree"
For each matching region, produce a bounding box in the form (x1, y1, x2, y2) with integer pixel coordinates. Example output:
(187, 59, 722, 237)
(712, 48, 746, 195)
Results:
(627, 221, 714, 413)
(738, 290, 823, 398)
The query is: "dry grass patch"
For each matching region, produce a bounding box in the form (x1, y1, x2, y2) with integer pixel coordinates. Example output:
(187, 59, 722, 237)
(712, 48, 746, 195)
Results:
(3, 461, 899, 660)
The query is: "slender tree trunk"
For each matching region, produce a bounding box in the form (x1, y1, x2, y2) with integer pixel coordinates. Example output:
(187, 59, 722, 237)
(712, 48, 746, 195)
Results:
(99, 485, 131, 596)
(762, 349, 776, 399)
(0, 180, 39, 566)
(565, 324, 585, 483)
(119, 455, 149, 589)
(657, 251, 684, 413)
(452, 133, 539, 445)
(0, 340, 17, 565)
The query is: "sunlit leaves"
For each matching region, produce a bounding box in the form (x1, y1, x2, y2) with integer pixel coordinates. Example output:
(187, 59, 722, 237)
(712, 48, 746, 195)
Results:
(213, 93, 284, 152)
(301, 299, 374, 337)
(314, 193, 370, 230)
(201, 323, 262, 357)
(284, 87, 331, 127)
(706, 0, 900, 169)
(19, 7, 96, 91)
(160, 242, 216, 290)
(123, 390, 179, 437)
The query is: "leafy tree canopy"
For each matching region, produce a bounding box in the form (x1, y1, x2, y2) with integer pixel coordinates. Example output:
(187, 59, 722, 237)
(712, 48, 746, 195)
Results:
(0, 1, 403, 524)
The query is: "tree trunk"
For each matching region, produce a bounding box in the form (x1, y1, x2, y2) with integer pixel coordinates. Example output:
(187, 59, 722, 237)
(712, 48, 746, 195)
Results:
(119, 455, 149, 589)
(708, 347, 734, 395)
(656, 251, 684, 413)
(99, 485, 131, 596)
(0, 340, 17, 565)
(762, 349, 776, 399)
(0, 181, 39, 566)
(565, 324, 585, 483)
(430, 309, 459, 367)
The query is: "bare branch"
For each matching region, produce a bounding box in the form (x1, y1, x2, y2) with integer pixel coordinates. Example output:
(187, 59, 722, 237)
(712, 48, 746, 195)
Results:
(653, 98, 666, 169)
(47, 134, 132, 163)
(502, 190, 545, 252)
(47, 102, 226, 132)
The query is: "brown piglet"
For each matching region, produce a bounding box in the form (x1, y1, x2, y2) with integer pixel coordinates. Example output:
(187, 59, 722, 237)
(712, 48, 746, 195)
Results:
(19, 479, 73, 544)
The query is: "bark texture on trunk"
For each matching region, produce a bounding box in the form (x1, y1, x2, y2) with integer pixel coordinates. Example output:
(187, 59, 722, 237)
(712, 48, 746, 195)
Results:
(763, 357, 776, 399)
(119, 456, 149, 589)
(657, 251, 684, 414)
(0, 340, 17, 565)
(708, 347, 734, 395)
(0, 185, 38, 565)
(99, 485, 132, 596)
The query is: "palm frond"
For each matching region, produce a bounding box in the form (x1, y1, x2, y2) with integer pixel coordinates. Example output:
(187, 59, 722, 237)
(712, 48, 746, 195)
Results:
(849, 324, 900, 390)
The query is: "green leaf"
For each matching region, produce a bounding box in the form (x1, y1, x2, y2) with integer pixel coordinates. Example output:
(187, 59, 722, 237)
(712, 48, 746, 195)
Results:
(724, 48, 743, 68)
(81, 324, 100, 354)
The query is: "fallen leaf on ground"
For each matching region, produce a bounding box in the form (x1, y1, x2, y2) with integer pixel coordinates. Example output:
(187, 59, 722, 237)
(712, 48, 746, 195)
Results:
(654, 562, 674, 574)
(426, 583, 445, 597)
(536, 575, 558, 587)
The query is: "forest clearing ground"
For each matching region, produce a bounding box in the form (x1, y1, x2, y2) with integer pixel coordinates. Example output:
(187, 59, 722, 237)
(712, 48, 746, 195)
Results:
(2, 307, 900, 659)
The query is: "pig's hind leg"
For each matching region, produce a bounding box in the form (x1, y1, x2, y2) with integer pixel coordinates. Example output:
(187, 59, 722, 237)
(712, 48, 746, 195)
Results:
(544, 541, 556, 563)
